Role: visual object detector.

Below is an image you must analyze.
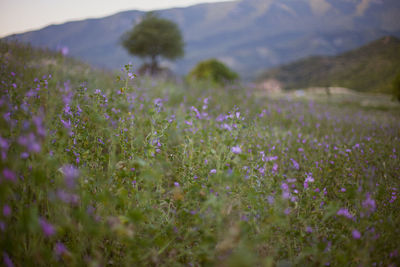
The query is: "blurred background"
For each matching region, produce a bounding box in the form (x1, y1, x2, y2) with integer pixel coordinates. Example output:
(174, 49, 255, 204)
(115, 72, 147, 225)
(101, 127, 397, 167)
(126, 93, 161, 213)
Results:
(2, 0, 400, 93)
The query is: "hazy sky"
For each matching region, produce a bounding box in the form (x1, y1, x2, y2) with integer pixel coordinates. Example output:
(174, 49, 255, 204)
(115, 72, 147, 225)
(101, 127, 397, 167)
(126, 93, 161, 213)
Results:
(0, 0, 232, 37)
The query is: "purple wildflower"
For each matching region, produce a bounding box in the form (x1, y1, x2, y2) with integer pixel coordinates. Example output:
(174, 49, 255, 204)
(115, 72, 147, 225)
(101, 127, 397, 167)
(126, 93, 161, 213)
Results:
(191, 106, 202, 119)
(3, 205, 11, 217)
(352, 229, 361, 239)
(0, 137, 9, 150)
(281, 183, 290, 199)
(3, 252, 14, 267)
(174, 182, 180, 187)
(128, 72, 135, 80)
(39, 218, 55, 237)
(20, 152, 29, 159)
(291, 158, 300, 170)
(210, 169, 217, 174)
(57, 190, 79, 205)
(2, 169, 16, 183)
(61, 165, 79, 189)
(336, 208, 354, 219)
(272, 163, 278, 173)
(304, 173, 314, 189)
(362, 193, 376, 213)
(221, 123, 232, 131)
(0, 221, 5, 231)
(265, 156, 278, 162)
(231, 146, 242, 154)
(54, 242, 67, 257)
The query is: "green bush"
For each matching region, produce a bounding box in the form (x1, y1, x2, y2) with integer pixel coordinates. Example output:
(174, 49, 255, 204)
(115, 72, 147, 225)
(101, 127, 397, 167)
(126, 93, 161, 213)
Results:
(188, 58, 239, 85)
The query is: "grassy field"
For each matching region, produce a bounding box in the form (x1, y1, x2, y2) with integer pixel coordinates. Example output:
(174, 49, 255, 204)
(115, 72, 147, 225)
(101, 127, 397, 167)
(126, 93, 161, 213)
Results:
(1, 41, 400, 266)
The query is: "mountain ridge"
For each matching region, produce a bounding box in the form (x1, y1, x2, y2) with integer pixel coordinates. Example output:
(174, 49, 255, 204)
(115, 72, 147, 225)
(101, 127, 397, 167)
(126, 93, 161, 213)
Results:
(4, 0, 400, 79)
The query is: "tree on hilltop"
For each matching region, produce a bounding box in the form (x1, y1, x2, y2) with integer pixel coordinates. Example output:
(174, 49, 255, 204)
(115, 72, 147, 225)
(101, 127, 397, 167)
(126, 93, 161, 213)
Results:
(121, 12, 184, 75)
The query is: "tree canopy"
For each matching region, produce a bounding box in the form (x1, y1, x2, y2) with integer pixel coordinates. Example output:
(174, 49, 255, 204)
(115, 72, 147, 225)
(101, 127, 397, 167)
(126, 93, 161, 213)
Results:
(121, 12, 184, 75)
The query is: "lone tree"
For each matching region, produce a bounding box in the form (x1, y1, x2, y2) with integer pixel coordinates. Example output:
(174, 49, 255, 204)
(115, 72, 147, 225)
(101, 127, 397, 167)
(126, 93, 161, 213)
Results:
(121, 12, 184, 75)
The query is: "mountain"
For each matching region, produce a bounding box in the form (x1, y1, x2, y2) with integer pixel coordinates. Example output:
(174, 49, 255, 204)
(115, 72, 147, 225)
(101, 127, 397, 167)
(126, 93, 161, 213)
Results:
(258, 36, 400, 93)
(4, 0, 400, 79)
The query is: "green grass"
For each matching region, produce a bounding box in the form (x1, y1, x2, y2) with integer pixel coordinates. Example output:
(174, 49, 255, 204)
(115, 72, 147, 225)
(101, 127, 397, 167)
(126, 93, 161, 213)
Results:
(1, 40, 400, 266)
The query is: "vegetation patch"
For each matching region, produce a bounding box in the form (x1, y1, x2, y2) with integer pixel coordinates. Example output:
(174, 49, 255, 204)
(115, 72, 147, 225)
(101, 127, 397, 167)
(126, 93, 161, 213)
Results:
(1, 40, 399, 266)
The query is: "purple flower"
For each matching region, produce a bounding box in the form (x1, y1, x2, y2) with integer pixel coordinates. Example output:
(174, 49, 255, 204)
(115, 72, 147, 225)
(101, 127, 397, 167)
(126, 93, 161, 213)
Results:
(54, 242, 67, 257)
(0, 137, 9, 150)
(3, 252, 14, 267)
(39, 218, 55, 237)
(210, 169, 217, 174)
(290, 158, 300, 170)
(221, 123, 232, 131)
(272, 163, 278, 173)
(174, 182, 180, 187)
(128, 72, 135, 80)
(33, 116, 46, 137)
(2, 169, 16, 183)
(61, 165, 79, 189)
(191, 106, 202, 119)
(20, 152, 29, 159)
(0, 221, 5, 232)
(231, 146, 242, 154)
(281, 183, 290, 199)
(304, 173, 314, 189)
(336, 208, 354, 219)
(265, 156, 278, 162)
(57, 190, 79, 205)
(18, 133, 41, 153)
(306, 226, 313, 233)
(3, 205, 11, 217)
(352, 229, 361, 239)
(362, 193, 376, 213)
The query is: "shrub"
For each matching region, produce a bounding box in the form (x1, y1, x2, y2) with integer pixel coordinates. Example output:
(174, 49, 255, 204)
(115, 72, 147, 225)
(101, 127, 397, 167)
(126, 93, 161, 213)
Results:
(188, 58, 239, 85)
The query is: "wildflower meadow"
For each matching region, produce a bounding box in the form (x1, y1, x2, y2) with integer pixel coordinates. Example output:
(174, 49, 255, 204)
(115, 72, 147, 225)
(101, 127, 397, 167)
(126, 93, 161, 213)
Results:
(1, 41, 400, 266)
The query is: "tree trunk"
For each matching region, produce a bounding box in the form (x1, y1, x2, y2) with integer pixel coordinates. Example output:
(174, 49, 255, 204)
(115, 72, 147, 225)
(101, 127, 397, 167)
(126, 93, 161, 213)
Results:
(151, 55, 158, 75)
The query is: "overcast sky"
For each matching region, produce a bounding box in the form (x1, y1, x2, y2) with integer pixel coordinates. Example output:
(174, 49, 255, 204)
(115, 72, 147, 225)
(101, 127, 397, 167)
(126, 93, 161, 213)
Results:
(0, 0, 232, 37)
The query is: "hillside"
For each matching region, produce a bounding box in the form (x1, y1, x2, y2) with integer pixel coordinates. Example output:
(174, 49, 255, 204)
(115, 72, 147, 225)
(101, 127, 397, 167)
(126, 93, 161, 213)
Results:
(1, 38, 400, 266)
(259, 36, 400, 93)
(3, 0, 400, 79)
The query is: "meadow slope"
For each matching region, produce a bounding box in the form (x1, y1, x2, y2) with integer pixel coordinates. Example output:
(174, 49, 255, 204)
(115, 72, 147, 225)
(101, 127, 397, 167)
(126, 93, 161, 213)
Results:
(1, 41, 400, 266)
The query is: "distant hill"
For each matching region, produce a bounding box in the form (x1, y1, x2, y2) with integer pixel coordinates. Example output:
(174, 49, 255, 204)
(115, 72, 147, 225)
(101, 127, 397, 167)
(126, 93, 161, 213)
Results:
(4, 0, 400, 79)
(258, 36, 400, 93)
